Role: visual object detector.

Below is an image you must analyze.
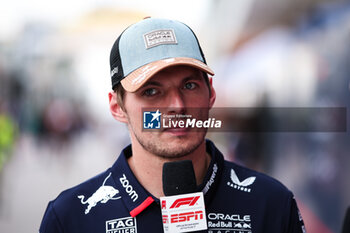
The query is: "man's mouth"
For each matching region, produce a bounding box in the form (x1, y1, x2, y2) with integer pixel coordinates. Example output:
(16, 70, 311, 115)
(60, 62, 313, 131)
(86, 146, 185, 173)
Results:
(163, 127, 190, 136)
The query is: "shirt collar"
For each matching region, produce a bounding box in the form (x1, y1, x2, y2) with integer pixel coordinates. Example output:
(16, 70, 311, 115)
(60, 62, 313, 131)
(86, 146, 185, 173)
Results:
(110, 140, 224, 217)
(198, 139, 225, 203)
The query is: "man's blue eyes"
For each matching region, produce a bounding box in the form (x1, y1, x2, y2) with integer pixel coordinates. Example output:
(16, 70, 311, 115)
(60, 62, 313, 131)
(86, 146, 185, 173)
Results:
(184, 82, 197, 90)
(142, 82, 198, 96)
(143, 88, 157, 96)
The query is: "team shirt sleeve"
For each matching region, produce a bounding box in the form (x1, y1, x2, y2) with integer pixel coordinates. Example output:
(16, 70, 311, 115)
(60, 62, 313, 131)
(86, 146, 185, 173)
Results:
(39, 201, 64, 233)
(287, 197, 306, 233)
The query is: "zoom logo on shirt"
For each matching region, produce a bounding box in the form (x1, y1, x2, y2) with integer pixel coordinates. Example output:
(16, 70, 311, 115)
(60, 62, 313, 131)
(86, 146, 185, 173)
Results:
(120, 174, 138, 202)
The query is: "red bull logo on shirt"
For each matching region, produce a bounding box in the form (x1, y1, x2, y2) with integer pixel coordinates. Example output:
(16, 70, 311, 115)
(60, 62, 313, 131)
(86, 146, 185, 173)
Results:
(77, 172, 121, 214)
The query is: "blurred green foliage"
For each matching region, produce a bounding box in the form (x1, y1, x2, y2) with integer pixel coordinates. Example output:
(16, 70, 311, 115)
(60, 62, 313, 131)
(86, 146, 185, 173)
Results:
(0, 113, 17, 171)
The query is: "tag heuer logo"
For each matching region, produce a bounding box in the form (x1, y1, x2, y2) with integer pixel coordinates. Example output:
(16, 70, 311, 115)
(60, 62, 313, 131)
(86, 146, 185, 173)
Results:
(143, 29, 177, 49)
(227, 169, 256, 193)
(106, 217, 137, 233)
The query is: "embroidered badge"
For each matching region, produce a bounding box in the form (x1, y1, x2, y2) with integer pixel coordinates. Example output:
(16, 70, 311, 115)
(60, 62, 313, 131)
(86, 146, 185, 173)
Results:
(143, 29, 177, 49)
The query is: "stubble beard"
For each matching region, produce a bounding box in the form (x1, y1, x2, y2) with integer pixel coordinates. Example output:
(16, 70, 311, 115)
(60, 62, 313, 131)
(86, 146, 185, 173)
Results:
(126, 109, 209, 159)
(128, 113, 206, 159)
(133, 130, 206, 159)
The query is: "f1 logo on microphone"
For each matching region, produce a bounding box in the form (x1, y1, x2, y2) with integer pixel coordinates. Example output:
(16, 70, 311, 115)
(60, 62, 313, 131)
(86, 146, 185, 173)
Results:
(170, 196, 200, 209)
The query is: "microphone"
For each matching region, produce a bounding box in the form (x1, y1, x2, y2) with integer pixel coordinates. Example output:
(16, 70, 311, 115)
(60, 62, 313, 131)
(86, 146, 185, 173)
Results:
(341, 206, 350, 233)
(161, 160, 207, 233)
(162, 160, 197, 196)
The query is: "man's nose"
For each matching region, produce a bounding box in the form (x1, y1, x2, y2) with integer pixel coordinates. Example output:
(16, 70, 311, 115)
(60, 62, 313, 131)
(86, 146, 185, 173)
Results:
(166, 89, 185, 113)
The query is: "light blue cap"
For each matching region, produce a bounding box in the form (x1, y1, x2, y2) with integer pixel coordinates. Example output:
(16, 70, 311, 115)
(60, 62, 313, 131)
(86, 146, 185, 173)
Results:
(110, 17, 214, 92)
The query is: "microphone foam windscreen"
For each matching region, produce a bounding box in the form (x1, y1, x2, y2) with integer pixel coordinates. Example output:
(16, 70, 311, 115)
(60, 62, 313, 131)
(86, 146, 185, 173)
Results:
(162, 160, 197, 196)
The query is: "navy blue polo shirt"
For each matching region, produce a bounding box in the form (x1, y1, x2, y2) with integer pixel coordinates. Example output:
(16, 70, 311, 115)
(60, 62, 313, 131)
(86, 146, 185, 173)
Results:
(40, 140, 305, 233)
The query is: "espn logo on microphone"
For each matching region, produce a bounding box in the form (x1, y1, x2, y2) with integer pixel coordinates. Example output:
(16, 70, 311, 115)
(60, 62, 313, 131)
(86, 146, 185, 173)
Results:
(160, 192, 207, 233)
(163, 211, 204, 224)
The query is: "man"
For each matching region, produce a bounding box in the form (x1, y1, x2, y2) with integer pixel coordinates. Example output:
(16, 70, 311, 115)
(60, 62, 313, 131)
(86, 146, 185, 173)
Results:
(40, 17, 305, 233)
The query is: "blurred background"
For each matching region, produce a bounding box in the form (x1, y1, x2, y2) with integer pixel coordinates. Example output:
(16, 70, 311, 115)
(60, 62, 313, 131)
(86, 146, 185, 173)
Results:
(0, 0, 349, 232)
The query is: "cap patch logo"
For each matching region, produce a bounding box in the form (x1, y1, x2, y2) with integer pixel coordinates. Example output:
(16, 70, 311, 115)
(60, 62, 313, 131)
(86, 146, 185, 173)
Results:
(143, 29, 177, 49)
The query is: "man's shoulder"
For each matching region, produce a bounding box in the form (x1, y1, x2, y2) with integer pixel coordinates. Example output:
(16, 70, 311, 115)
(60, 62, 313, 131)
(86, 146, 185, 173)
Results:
(223, 160, 292, 199)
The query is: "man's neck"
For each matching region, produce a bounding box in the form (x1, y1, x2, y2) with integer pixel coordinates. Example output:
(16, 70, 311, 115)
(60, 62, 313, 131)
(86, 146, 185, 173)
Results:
(127, 140, 211, 198)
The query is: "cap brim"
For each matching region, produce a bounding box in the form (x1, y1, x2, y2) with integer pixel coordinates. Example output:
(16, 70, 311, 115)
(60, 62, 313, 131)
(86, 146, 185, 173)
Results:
(120, 57, 215, 92)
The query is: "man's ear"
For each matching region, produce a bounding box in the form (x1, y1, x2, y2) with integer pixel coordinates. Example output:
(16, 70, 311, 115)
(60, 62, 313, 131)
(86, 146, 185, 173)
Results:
(208, 77, 216, 108)
(108, 92, 128, 123)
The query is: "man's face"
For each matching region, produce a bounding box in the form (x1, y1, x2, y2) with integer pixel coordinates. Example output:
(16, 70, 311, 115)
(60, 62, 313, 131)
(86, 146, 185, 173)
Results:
(120, 65, 215, 159)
